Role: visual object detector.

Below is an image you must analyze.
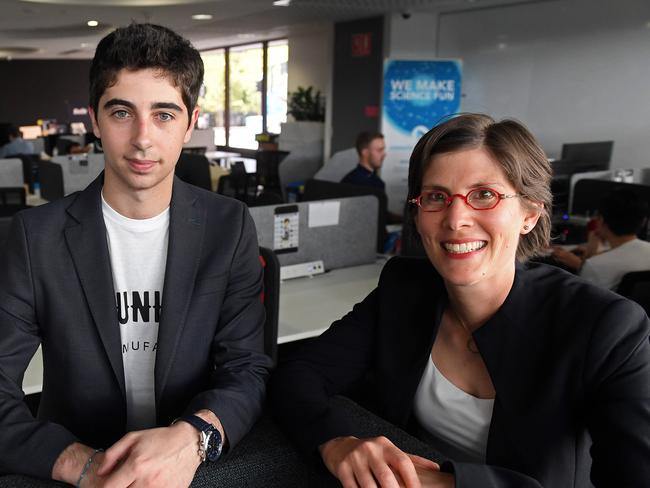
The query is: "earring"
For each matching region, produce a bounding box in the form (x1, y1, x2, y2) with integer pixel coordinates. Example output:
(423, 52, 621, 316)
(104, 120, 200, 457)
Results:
(523, 225, 530, 231)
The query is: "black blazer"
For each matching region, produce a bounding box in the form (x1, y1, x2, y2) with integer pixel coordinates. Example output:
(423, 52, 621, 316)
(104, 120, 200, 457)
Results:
(271, 257, 650, 487)
(0, 175, 272, 479)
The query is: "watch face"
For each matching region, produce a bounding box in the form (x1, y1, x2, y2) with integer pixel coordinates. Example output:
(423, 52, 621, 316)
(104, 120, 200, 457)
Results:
(206, 429, 223, 462)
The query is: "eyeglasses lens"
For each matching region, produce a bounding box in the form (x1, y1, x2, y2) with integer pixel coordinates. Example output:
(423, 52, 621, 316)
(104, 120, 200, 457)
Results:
(419, 188, 500, 211)
(467, 189, 498, 209)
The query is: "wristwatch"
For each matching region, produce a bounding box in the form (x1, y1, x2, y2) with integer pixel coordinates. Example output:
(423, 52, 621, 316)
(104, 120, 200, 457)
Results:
(177, 414, 223, 463)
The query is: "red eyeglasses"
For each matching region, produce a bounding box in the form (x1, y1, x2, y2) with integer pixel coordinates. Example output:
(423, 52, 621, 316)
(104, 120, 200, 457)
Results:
(409, 187, 521, 212)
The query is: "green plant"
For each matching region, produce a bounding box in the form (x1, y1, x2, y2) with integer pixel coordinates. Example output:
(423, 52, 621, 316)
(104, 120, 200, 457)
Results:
(287, 86, 325, 121)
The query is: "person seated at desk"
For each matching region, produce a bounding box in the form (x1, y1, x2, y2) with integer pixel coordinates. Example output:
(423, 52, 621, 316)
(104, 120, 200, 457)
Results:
(0, 23, 271, 486)
(342, 131, 387, 190)
(553, 187, 650, 290)
(343, 131, 402, 225)
(0, 125, 35, 158)
(271, 113, 650, 487)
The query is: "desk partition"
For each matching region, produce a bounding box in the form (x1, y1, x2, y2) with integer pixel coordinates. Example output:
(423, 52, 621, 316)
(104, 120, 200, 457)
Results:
(0, 158, 24, 187)
(249, 195, 378, 271)
(51, 153, 104, 195)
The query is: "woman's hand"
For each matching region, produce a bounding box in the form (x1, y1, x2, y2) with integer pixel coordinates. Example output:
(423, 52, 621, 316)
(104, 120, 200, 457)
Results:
(319, 436, 440, 488)
(413, 463, 455, 488)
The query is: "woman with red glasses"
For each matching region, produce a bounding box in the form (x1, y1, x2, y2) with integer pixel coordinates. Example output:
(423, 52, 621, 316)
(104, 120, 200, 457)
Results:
(271, 113, 650, 488)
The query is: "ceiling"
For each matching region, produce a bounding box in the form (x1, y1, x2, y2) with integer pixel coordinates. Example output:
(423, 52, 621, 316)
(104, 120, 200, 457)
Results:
(0, 0, 547, 59)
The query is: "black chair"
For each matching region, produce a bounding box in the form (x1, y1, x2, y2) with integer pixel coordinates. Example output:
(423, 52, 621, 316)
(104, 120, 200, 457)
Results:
(15, 154, 40, 192)
(254, 150, 289, 194)
(303, 179, 387, 253)
(249, 190, 284, 207)
(617, 271, 650, 315)
(217, 161, 254, 203)
(55, 137, 78, 155)
(175, 152, 212, 191)
(259, 247, 279, 365)
(0, 187, 27, 217)
(0, 216, 12, 249)
(38, 161, 64, 201)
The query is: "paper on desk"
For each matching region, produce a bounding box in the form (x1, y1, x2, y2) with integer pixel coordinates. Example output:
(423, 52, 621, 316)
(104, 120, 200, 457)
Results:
(308, 201, 340, 227)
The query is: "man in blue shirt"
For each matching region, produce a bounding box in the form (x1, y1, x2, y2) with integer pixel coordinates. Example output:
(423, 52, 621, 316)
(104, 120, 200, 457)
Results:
(341, 131, 386, 190)
(0, 125, 35, 158)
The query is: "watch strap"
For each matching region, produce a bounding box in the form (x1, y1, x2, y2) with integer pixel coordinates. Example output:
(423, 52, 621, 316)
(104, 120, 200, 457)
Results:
(177, 414, 212, 433)
(176, 414, 223, 463)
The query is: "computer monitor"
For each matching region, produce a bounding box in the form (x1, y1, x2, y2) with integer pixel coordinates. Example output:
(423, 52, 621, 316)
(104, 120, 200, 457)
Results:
(556, 141, 614, 174)
(19, 125, 42, 140)
(571, 179, 650, 218)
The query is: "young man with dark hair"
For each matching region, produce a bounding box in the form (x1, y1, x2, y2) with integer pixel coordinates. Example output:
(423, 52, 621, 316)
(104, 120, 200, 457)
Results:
(0, 23, 271, 486)
(553, 188, 650, 289)
(341, 131, 386, 190)
(580, 188, 650, 289)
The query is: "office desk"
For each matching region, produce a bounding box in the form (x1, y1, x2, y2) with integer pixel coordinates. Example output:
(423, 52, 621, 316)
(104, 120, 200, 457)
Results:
(278, 260, 386, 343)
(26, 194, 48, 207)
(21, 260, 387, 395)
(0, 396, 443, 487)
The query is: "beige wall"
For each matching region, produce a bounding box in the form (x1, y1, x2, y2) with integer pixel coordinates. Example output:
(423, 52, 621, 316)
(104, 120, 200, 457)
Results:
(287, 24, 334, 160)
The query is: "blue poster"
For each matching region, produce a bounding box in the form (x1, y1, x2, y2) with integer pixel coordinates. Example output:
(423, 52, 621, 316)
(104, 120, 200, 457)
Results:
(381, 59, 462, 213)
(383, 59, 462, 138)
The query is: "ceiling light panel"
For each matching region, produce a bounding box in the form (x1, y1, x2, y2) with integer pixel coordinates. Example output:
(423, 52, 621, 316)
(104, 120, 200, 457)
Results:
(21, 0, 220, 6)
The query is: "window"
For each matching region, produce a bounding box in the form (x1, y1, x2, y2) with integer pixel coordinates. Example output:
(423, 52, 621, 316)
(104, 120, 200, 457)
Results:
(266, 40, 289, 135)
(197, 49, 225, 145)
(198, 39, 288, 150)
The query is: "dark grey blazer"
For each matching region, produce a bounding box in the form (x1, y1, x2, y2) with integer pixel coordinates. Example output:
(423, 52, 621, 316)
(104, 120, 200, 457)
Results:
(271, 257, 650, 487)
(0, 175, 272, 479)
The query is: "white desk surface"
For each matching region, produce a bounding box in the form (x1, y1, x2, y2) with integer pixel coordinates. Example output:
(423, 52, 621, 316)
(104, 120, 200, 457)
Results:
(204, 150, 242, 160)
(278, 260, 386, 343)
(26, 194, 48, 207)
(22, 260, 387, 394)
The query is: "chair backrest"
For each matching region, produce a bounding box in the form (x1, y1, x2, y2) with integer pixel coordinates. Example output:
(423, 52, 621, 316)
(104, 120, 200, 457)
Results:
(249, 191, 284, 207)
(255, 150, 289, 193)
(14, 154, 41, 191)
(313, 147, 358, 182)
(0, 158, 24, 187)
(617, 270, 650, 315)
(175, 152, 212, 191)
(38, 161, 64, 201)
(217, 162, 251, 203)
(0, 216, 12, 250)
(259, 246, 279, 365)
(0, 187, 27, 217)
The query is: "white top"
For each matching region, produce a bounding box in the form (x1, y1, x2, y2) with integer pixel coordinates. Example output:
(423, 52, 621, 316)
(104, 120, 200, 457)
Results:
(413, 357, 494, 462)
(102, 194, 169, 431)
(581, 238, 650, 290)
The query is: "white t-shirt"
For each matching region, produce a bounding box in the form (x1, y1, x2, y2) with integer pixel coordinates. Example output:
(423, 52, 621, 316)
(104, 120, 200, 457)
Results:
(102, 194, 169, 431)
(581, 238, 650, 290)
(413, 356, 494, 462)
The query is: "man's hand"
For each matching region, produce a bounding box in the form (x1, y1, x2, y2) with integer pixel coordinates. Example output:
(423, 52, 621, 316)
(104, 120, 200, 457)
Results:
(319, 436, 440, 488)
(551, 246, 583, 271)
(91, 421, 201, 488)
(52, 442, 101, 485)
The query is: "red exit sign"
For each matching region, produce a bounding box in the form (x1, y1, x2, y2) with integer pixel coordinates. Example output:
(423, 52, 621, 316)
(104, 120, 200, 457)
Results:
(351, 32, 372, 57)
